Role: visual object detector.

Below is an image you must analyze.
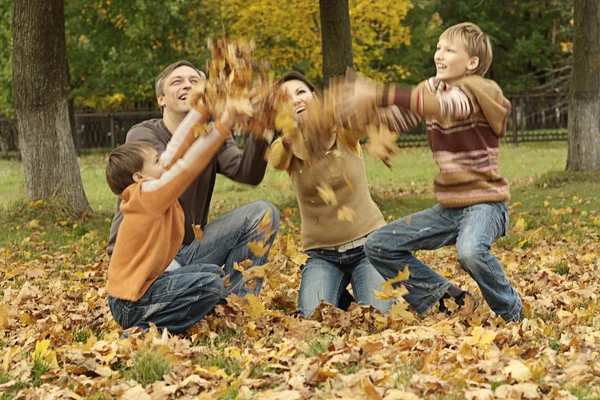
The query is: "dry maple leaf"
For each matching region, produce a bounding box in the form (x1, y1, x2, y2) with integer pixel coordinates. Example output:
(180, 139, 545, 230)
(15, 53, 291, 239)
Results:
(257, 208, 273, 233)
(316, 183, 338, 206)
(337, 206, 356, 222)
(248, 240, 269, 257)
(192, 224, 203, 242)
(374, 268, 410, 301)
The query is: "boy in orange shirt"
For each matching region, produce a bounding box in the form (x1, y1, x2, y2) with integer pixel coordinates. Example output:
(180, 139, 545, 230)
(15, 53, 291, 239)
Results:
(106, 103, 253, 333)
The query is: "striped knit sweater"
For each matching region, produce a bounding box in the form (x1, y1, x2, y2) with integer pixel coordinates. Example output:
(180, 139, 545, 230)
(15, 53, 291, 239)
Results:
(378, 75, 511, 208)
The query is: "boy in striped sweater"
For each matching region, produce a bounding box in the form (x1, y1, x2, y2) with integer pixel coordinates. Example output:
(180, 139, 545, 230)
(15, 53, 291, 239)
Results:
(105, 103, 252, 333)
(343, 22, 522, 322)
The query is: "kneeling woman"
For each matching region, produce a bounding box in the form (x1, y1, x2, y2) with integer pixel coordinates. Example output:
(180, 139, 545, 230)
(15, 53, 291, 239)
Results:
(269, 71, 392, 317)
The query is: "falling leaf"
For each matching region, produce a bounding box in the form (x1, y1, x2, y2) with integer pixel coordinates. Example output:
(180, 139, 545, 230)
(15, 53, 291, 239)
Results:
(344, 174, 354, 192)
(222, 274, 231, 288)
(192, 224, 203, 242)
(337, 206, 356, 222)
(374, 268, 410, 301)
(257, 208, 272, 233)
(248, 240, 269, 257)
(316, 183, 338, 206)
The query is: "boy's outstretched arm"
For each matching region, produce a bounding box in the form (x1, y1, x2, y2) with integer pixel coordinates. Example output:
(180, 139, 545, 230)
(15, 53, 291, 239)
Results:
(343, 74, 473, 123)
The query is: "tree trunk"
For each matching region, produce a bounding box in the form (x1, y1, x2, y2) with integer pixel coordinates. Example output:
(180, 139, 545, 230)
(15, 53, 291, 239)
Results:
(319, 0, 354, 83)
(566, 0, 600, 171)
(12, 0, 90, 215)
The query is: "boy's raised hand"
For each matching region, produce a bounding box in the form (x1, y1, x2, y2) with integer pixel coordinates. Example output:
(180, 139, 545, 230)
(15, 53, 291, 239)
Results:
(220, 93, 255, 131)
(339, 69, 379, 117)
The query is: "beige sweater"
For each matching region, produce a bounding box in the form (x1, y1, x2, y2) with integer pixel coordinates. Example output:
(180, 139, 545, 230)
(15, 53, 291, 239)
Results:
(270, 131, 385, 250)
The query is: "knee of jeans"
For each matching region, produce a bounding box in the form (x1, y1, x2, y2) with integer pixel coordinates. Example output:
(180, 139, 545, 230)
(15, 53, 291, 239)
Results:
(202, 273, 227, 298)
(456, 243, 487, 272)
(253, 200, 281, 231)
(364, 233, 381, 257)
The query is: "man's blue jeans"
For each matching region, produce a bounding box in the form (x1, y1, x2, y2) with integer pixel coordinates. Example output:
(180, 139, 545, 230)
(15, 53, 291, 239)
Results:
(175, 200, 280, 297)
(109, 200, 280, 333)
(365, 202, 522, 322)
(298, 247, 393, 318)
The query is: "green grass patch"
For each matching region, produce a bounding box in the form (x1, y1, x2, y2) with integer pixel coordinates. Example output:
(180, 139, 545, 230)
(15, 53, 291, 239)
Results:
(127, 348, 171, 386)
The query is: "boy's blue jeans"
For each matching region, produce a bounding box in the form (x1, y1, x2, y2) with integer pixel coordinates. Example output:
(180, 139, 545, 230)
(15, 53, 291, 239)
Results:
(109, 200, 280, 334)
(298, 247, 393, 318)
(364, 202, 522, 322)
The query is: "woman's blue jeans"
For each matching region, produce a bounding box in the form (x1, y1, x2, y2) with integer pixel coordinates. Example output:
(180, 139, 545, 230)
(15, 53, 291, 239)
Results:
(298, 247, 393, 317)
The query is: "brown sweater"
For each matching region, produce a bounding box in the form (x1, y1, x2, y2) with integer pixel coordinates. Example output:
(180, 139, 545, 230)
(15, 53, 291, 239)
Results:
(270, 132, 385, 250)
(379, 75, 511, 208)
(107, 117, 268, 257)
(108, 114, 231, 301)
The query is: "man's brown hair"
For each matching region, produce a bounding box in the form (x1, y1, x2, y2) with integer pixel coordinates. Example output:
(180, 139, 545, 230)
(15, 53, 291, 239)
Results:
(106, 141, 155, 195)
(440, 22, 493, 77)
(154, 60, 205, 99)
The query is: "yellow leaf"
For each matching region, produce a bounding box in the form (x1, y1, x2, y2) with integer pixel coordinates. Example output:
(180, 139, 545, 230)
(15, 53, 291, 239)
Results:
(389, 301, 416, 322)
(512, 201, 523, 208)
(0, 304, 8, 330)
(222, 274, 231, 288)
(32, 339, 58, 369)
(28, 219, 41, 229)
(29, 199, 44, 208)
(503, 359, 533, 383)
(463, 327, 497, 348)
(514, 218, 526, 232)
(374, 268, 410, 300)
(344, 174, 354, 192)
(543, 201, 550, 207)
(316, 183, 338, 206)
(257, 208, 272, 233)
(233, 259, 253, 272)
(243, 294, 264, 318)
(337, 206, 356, 222)
(248, 240, 269, 257)
(192, 224, 203, 242)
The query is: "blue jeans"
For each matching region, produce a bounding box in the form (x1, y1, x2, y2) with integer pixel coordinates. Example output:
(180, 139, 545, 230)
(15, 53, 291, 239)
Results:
(175, 200, 280, 297)
(365, 202, 522, 322)
(108, 264, 227, 334)
(297, 247, 394, 317)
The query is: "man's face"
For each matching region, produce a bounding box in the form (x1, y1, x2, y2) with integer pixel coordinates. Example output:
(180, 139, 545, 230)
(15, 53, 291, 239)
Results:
(157, 66, 205, 117)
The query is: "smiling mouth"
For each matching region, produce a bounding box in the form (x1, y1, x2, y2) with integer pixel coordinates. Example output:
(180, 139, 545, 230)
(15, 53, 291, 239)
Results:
(295, 106, 306, 114)
(178, 94, 188, 100)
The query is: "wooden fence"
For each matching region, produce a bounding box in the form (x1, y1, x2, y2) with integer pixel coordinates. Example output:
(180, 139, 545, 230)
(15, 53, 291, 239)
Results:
(0, 93, 569, 155)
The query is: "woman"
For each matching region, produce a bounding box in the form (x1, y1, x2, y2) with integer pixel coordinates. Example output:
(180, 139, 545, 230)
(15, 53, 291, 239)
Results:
(269, 71, 393, 317)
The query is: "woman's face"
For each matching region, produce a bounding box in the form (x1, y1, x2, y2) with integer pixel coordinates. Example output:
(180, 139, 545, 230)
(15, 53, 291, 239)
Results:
(281, 79, 315, 119)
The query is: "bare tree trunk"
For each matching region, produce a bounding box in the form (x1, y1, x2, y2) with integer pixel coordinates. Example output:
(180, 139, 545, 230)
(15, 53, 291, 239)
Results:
(320, 0, 353, 83)
(566, 0, 600, 171)
(12, 0, 90, 215)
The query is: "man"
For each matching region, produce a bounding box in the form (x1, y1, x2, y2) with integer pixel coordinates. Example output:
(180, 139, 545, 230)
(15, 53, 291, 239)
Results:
(107, 60, 280, 298)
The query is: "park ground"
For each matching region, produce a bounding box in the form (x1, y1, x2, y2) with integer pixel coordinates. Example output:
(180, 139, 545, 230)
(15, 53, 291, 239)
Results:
(0, 141, 599, 399)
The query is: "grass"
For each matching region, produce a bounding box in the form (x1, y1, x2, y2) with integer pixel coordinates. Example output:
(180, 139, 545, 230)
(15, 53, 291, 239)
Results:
(127, 348, 171, 386)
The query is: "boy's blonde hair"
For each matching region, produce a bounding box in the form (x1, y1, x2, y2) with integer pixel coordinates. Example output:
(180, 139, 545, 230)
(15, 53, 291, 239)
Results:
(440, 22, 492, 77)
(106, 141, 156, 195)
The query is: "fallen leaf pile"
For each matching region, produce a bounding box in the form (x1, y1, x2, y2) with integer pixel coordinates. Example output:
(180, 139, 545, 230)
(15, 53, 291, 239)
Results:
(1, 194, 599, 398)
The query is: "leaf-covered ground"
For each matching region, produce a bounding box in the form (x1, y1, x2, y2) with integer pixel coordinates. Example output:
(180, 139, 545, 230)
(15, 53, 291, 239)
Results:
(1, 167, 599, 399)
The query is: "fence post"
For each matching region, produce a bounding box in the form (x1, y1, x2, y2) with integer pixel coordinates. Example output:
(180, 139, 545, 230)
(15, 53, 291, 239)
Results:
(519, 97, 525, 142)
(110, 113, 116, 149)
(511, 96, 518, 145)
(73, 115, 81, 155)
